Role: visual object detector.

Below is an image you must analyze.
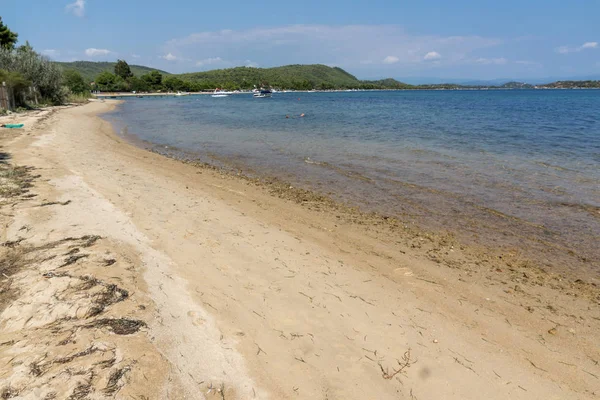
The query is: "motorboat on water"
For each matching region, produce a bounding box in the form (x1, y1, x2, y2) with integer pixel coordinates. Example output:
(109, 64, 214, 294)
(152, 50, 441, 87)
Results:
(212, 88, 233, 97)
(175, 91, 190, 96)
(253, 89, 272, 98)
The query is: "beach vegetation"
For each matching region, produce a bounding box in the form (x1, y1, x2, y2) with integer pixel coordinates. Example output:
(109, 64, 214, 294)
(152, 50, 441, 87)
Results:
(141, 70, 163, 91)
(0, 42, 66, 105)
(66, 91, 92, 104)
(94, 71, 128, 92)
(0, 17, 18, 50)
(0, 69, 30, 106)
(62, 69, 88, 94)
(128, 76, 150, 92)
(162, 75, 187, 91)
(114, 59, 134, 81)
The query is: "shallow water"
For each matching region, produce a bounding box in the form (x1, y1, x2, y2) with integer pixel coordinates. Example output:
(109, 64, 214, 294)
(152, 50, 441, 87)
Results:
(104, 90, 600, 274)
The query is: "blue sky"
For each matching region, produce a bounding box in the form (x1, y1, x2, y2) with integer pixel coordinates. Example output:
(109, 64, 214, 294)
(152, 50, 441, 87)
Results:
(3, 0, 599, 81)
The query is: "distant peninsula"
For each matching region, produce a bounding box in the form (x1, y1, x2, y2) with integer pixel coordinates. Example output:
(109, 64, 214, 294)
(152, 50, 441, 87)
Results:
(55, 61, 600, 92)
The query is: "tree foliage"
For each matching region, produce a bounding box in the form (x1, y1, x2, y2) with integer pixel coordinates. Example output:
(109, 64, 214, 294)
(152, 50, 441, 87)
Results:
(141, 70, 163, 90)
(62, 69, 88, 94)
(177, 64, 410, 90)
(114, 59, 133, 80)
(0, 17, 18, 50)
(0, 69, 30, 106)
(56, 61, 170, 82)
(0, 44, 66, 104)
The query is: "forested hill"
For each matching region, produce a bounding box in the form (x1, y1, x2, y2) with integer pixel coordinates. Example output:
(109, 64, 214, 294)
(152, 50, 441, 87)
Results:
(56, 61, 170, 82)
(177, 64, 408, 90)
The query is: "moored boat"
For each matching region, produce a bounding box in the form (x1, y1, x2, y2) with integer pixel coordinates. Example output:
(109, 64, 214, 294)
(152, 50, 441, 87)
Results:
(253, 89, 272, 98)
(212, 88, 233, 97)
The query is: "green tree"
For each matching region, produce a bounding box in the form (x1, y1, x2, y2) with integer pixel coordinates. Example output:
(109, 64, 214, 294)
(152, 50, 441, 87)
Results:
(163, 76, 186, 91)
(63, 69, 88, 94)
(0, 17, 18, 50)
(129, 76, 149, 92)
(0, 44, 66, 104)
(0, 69, 30, 106)
(95, 71, 118, 91)
(114, 59, 133, 80)
(141, 70, 163, 90)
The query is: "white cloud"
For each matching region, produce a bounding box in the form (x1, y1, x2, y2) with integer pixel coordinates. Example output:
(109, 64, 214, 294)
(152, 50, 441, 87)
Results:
(245, 60, 259, 68)
(515, 60, 541, 67)
(41, 49, 60, 58)
(195, 56, 224, 66)
(162, 53, 178, 61)
(85, 48, 111, 57)
(424, 51, 441, 61)
(555, 41, 598, 54)
(474, 57, 507, 65)
(131, 54, 141, 59)
(164, 25, 501, 70)
(66, 0, 85, 17)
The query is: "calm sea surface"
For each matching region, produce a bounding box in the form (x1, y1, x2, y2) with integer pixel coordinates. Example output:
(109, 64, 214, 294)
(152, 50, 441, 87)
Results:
(104, 90, 600, 275)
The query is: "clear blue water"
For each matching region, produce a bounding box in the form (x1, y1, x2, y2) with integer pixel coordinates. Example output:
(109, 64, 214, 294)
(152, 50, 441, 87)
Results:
(104, 90, 600, 274)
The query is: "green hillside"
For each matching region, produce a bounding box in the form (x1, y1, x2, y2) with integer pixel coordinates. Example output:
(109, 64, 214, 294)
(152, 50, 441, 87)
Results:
(361, 78, 412, 89)
(56, 61, 170, 82)
(177, 64, 405, 90)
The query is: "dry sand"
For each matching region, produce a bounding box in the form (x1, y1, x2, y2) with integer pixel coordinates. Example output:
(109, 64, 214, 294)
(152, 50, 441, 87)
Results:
(0, 101, 598, 399)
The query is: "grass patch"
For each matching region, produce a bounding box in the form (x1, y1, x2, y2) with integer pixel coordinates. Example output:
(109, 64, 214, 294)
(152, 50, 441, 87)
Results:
(66, 93, 91, 104)
(0, 246, 32, 312)
(0, 164, 36, 200)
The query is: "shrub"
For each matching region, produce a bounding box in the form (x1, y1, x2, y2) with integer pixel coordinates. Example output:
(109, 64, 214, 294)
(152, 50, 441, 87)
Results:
(0, 44, 66, 104)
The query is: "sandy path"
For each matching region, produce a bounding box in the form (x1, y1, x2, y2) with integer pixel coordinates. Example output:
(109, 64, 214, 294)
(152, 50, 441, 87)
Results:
(1, 102, 598, 399)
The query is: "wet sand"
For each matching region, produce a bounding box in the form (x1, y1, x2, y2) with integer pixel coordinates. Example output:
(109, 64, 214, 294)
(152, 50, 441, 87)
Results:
(0, 101, 598, 399)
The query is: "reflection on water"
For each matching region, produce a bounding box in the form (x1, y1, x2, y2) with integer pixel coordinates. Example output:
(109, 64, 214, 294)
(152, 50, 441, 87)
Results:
(104, 90, 600, 275)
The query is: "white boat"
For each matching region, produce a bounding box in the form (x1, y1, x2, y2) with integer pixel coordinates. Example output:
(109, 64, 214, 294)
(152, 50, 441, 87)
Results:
(175, 91, 190, 96)
(253, 89, 272, 98)
(212, 88, 233, 98)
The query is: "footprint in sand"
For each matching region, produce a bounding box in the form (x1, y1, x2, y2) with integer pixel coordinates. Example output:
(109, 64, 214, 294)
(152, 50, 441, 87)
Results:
(187, 310, 206, 326)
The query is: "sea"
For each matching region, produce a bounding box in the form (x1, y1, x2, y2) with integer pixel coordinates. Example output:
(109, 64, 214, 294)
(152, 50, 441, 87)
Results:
(104, 90, 600, 276)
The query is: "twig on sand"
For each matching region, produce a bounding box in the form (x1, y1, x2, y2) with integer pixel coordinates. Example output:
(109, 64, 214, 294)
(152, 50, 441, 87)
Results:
(415, 277, 440, 285)
(220, 383, 226, 400)
(526, 358, 548, 372)
(583, 369, 599, 379)
(39, 200, 71, 207)
(453, 357, 477, 375)
(378, 350, 414, 380)
(255, 343, 267, 356)
(349, 295, 375, 306)
(299, 291, 314, 302)
(324, 292, 342, 302)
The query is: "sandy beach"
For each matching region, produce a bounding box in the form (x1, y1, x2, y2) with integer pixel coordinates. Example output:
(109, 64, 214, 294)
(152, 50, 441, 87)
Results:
(0, 101, 598, 399)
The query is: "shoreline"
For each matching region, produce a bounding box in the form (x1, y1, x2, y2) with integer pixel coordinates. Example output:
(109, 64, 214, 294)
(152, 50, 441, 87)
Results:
(91, 87, 600, 99)
(1, 102, 599, 399)
(104, 99, 599, 283)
